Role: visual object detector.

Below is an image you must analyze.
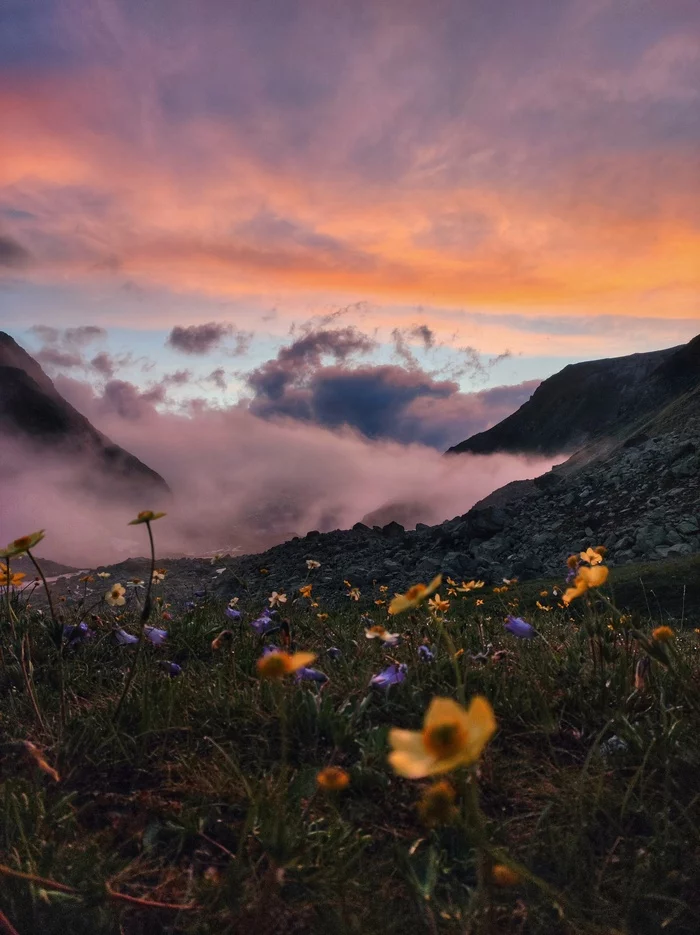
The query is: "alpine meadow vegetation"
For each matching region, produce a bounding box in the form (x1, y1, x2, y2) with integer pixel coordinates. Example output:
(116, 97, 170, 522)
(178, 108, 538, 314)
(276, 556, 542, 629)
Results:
(1, 519, 699, 935)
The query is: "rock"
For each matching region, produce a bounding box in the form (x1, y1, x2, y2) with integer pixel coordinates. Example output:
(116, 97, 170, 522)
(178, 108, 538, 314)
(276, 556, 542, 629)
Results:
(352, 522, 371, 532)
(677, 518, 699, 534)
(462, 506, 507, 539)
(381, 521, 405, 537)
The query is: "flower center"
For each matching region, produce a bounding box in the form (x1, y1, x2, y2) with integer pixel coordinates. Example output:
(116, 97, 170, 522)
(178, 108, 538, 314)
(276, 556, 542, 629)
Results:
(423, 721, 468, 759)
(406, 584, 426, 600)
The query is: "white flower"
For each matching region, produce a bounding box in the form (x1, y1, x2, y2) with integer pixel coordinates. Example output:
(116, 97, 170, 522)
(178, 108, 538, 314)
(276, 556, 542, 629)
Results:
(268, 591, 288, 607)
(306, 559, 321, 570)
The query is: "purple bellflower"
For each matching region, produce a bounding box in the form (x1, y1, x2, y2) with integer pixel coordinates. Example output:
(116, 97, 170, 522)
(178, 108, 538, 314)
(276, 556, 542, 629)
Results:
(504, 616, 537, 639)
(370, 664, 407, 688)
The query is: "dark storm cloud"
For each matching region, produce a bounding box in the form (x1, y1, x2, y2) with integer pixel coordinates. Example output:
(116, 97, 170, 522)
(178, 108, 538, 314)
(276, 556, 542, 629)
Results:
(247, 326, 376, 400)
(166, 322, 250, 356)
(248, 353, 540, 450)
(0, 235, 31, 267)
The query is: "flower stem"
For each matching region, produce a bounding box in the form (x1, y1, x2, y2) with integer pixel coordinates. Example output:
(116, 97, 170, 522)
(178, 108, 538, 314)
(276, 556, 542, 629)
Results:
(27, 549, 65, 728)
(112, 520, 156, 723)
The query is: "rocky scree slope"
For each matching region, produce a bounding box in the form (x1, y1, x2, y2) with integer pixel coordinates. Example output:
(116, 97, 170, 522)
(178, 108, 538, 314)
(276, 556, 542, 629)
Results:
(0, 332, 169, 498)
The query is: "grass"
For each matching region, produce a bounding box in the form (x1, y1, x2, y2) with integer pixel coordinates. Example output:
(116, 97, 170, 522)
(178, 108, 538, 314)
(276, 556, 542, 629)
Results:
(1, 546, 700, 935)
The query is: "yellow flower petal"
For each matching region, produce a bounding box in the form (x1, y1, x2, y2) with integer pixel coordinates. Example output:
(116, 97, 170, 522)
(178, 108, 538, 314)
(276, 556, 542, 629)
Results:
(388, 729, 436, 779)
(288, 651, 317, 672)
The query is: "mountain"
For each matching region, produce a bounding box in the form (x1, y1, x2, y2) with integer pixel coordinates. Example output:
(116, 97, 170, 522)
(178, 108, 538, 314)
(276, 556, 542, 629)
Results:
(0, 332, 169, 497)
(446, 335, 700, 458)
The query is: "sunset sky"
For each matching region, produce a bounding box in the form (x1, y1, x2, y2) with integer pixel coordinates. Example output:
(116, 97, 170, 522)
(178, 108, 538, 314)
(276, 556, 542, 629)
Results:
(1, 0, 699, 427)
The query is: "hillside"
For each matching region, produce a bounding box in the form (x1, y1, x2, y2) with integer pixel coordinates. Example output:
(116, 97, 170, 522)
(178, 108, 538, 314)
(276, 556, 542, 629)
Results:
(0, 332, 169, 497)
(446, 335, 699, 457)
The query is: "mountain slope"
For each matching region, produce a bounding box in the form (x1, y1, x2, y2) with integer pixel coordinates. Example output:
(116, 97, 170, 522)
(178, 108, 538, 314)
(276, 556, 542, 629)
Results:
(0, 332, 169, 497)
(446, 336, 699, 457)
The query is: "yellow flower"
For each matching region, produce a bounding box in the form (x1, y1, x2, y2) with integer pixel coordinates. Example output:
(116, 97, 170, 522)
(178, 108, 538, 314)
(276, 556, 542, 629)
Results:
(347, 587, 361, 601)
(96, 571, 111, 579)
(580, 547, 604, 566)
(211, 629, 233, 650)
(317, 612, 329, 621)
(365, 625, 399, 643)
(374, 599, 386, 605)
(316, 766, 350, 791)
(105, 583, 126, 607)
(24, 741, 60, 783)
(228, 597, 239, 607)
(257, 650, 316, 679)
(343, 579, 352, 588)
(417, 780, 458, 827)
(306, 559, 321, 570)
(475, 599, 484, 606)
(566, 554, 580, 570)
(1, 530, 45, 558)
(0, 569, 25, 587)
(457, 579, 484, 593)
(379, 585, 388, 593)
(128, 510, 166, 525)
(536, 601, 551, 612)
(152, 571, 165, 584)
(491, 864, 521, 887)
(502, 577, 518, 585)
(299, 584, 313, 599)
(260, 568, 269, 575)
(79, 574, 95, 583)
(427, 594, 450, 614)
(562, 564, 609, 604)
(268, 591, 287, 607)
(492, 585, 508, 593)
(539, 590, 549, 597)
(388, 574, 442, 615)
(388, 696, 496, 778)
(652, 626, 675, 643)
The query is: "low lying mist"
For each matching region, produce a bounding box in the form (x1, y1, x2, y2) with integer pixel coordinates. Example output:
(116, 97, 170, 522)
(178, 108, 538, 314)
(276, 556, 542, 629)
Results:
(1, 405, 558, 567)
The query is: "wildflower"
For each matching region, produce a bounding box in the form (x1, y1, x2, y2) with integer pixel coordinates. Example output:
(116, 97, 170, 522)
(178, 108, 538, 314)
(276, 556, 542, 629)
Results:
(343, 579, 352, 588)
(210, 553, 228, 564)
(327, 646, 342, 660)
(257, 650, 316, 679)
(295, 666, 328, 684)
(428, 594, 450, 614)
(370, 664, 407, 688)
(418, 645, 435, 662)
(96, 571, 111, 579)
(306, 559, 321, 570)
(0, 567, 25, 587)
(317, 767, 350, 791)
(212, 629, 234, 650)
(144, 626, 168, 646)
(388, 696, 496, 778)
(417, 780, 458, 827)
(115, 628, 139, 645)
(374, 599, 386, 606)
(79, 574, 94, 583)
(317, 612, 329, 621)
(493, 585, 508, 594)
(536, 601, 551, 611)
(250, 613, 276, 635)
(652, 626, 675, 643)
(106, 583, 126, 607)
(24, 741, 60, 783)
(259, 568, 269, 575)
(158, 661, 182, 677)
(63, 622, 92, 647)
(1, 530, 45, 558)
(228, 597, 239, 607)
(268, 591, 287, 607)
(446, 577, 457, 586)
(566, 554, 579, 570)
(152, 570, 166, 584)
(503, 577, 518, 585)
(580, 547, 604, 566)
(457, 579, 484, 593)
(389, 574, 442, 615)
(491, 864, 521, 887)
(475, 598, 484, 606)
(365, 624, 400, 645)
(128, 510, 166, 525)
(563, 564, 609, 604)
(504, 616, 536, 639)
(299, 584, 313, 599)
(127, 578, 144, 589)
(379, 585, 388, 593)
(540, 589, 549, 597)
(347, 587, 361, 601)
(225, 606, 242, 621)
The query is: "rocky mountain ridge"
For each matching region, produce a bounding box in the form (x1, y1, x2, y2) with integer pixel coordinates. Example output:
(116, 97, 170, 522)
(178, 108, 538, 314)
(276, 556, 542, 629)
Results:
(0, 332, 169, 498)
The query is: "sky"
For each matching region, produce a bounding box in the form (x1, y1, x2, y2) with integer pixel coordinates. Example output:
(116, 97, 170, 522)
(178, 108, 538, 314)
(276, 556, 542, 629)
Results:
(1, 0, 699, 557)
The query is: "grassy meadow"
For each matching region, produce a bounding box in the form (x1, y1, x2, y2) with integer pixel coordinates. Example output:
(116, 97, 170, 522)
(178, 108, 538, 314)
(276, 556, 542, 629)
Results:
(1, 523, 699, 935)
